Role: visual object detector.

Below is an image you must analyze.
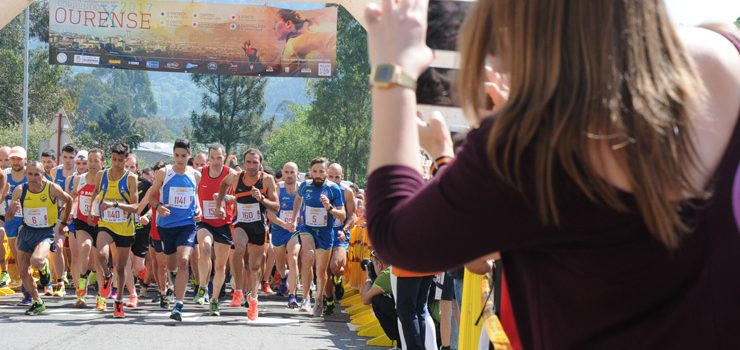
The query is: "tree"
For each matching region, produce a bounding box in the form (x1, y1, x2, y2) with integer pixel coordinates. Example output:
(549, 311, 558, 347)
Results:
(265, 104, 322, 171)
(95, 105, 143, 149)
(0, 1, 73, 126)
(304, 6, 372, 184)
(189, 74, 274, 154)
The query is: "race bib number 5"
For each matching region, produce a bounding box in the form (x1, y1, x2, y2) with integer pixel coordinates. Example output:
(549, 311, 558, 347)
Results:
(305, 206, 328, 227)
(24, 207, 49, 228)
(169, 187, 194, 209)
(237, 203, 261, 223)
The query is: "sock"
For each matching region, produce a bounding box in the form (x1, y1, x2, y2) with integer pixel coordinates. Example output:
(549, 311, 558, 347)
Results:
(176, 300, 184, 305)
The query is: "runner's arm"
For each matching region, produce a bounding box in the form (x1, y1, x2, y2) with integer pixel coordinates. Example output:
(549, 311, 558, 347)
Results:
(114, 173, 139, 213)
(260, 175, 280, 213)
(343, 188, 357, 230)
(148, 168, 167, 215)
(215, 172, 237, 209)
(68, 175, 80, 222)
(0, 171, 6, 201)
(50, 182, 73, 225)
(5, 186, 22, 218)
(266, 210, 290, 230)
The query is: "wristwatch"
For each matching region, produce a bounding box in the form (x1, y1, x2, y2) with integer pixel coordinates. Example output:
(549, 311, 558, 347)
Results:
(370, 64, 417, 90)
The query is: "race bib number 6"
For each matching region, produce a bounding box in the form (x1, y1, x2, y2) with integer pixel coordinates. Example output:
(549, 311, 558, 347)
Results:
(24, 207, 49, 228)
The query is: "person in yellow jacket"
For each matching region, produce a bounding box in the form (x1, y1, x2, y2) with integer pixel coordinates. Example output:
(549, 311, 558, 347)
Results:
(6, 161, 72, 316)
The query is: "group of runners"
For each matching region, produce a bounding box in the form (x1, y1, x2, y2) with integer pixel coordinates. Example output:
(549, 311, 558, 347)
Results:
(0, 140, 361, 321)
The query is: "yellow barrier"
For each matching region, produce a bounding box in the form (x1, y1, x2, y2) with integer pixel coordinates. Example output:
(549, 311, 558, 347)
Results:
(459, 269, 484, 350)
(358, 323, 386, 337)
(3, 234, 21, 292)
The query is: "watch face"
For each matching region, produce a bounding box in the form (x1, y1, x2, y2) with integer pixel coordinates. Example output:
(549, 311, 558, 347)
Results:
(376, 65, 395, 82)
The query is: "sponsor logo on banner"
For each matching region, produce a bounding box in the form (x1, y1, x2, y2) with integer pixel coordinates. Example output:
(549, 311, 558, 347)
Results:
(300, 67, 311, 73)
(265, 66, 274, 72)
(128, 61, 140, 66)
(229, 64, 238, 72)
(207, 62, 218, 71)
(56, 53, 68, 63)
(318, 63, 332, 77)
(166, 62, 180, 69)
(73, 54, 100, 65)
(146, 61, 159, 68)
(185, 62, 198, 69)
(108, 59, 122, 64)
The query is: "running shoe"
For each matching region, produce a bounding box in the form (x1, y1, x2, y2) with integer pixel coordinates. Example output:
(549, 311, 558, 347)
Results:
(39, 260, 51, 287)
(166, 287, 174, 303)
(0, 271, 10, 287)
(170, 302, 183, 322)
(324, 298, 335, 316)
(194, 286, 207, 305)
(99, 274, 113, 298)
(25, 300, 46, 316)
(260, 281, 275, 295)
(110, 287, 118, 300)
(287, 294, 299, 309)
(137, 267, 148, 282)
(278, 277, 288, 296)
(76, 276, 88, 298)
(43, 285, 54, 296)
(229, 290, 244, 307)
(62, 274, 70, 286)
(126, 294, 139, 308)
(209, 299, 220, 316)
(333, 275, 344, 300)
(95, 295, 107, 311)
(53, 281, 66, 297)
(18, 294, 32, 306)
(159, 292, 170, 309)
(247, 293, 258, 321)
(75, 296, 86, 308)
(113, 300, 125, 318)
(312, 298, 323, 317)
(298, 298, 311, 312)
(88, 271, 97, 286)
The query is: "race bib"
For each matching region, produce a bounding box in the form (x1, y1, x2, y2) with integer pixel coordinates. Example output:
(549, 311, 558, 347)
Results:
(103, 207, 126, 223)
(236, 203, 261, 223)
(168, 186, 194, 209)
(305, 206, 328, 227)
(79, 195, 92, 216)
(24, 207, 49, 228)
(203, 200, 219, 220)
(279, 210, 294, 223)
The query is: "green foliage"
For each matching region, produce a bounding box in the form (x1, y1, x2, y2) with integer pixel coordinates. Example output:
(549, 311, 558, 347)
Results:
(0, 120, 54, 160)
(303, 6, 371, 185)
(264, 105, 321, 172)
(64, 69, 157, 123)
(189, 74, 274, 155)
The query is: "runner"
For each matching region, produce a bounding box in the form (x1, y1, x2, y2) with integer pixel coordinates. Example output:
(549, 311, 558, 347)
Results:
(40, 150, 57, 181)
(215, 148, 279, 321)
(323, 163, 356, 315)
(287, 157, 345, 317)
(6, 160, 72, 315)
(0, 147, 8, 287)
(138, 161, 171, 309)
(2, 147, 34, 303)
(49, 143, 77, 297)
(193, 144, 236, 316)
(0, 146, 10, 169)
(90, 142, 139, 317)
(64, 150, 89, 300)
(193, 151, 207, 171)
(69, 148, 104, 307)
(126, 154, 148, 308)
(148, 139, 202, 321)
(266, 162, 300, 308)
(190, 151, 208, 289)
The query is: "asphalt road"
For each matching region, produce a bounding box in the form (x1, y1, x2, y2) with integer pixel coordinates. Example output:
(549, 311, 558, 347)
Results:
(0, 288, 376, 350)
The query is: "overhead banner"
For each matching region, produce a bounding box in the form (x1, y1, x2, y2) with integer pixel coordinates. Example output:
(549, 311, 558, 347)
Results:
(48, 0, 338, 78)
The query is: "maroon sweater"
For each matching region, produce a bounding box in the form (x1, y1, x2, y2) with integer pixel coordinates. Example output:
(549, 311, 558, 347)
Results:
(366, 116, 740, 349)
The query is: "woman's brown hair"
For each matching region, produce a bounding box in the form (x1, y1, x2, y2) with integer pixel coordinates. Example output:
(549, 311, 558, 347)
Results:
(458, 0, 706, 248)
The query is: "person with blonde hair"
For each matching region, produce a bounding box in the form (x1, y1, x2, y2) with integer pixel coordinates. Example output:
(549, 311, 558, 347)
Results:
(364, 0, 740, 348)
